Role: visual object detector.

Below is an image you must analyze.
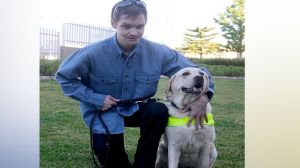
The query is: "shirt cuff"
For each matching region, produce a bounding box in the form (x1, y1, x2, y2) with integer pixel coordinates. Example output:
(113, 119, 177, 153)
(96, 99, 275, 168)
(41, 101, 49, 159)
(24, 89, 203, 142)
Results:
(89, 93, 106, 110)
(206, 90, 214, 102)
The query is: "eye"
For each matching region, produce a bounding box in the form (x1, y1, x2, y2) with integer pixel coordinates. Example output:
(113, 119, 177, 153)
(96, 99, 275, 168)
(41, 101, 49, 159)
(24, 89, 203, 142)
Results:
(121, 25, 131, 29)
(199, 71, 204, 76)
(136, 25, 145, 29)
(182, 72, 190, 76)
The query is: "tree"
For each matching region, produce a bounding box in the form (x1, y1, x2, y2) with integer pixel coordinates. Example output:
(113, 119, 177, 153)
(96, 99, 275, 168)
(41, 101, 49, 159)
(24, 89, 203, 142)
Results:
(177, 27, 221, 59)
(214, 0, 245, 58)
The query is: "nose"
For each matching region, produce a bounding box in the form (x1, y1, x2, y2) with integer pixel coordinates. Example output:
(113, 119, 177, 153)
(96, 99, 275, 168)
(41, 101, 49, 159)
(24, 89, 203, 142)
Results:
(129, 28, 139, 36)
(194, 76, 203, 88)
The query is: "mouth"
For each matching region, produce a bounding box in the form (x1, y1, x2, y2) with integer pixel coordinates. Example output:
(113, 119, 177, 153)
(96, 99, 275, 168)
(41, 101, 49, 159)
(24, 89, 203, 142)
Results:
(128, 37, 139, 41)
(182, 86, 202, 96)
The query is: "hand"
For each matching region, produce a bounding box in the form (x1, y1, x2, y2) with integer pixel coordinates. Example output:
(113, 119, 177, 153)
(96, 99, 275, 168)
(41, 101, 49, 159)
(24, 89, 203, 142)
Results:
(101, 95, 119, 111)
(183, 94, 209, 130)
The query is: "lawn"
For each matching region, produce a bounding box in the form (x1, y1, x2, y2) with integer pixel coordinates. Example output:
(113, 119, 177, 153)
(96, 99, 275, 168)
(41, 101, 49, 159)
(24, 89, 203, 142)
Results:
(40, 77, 244, 168)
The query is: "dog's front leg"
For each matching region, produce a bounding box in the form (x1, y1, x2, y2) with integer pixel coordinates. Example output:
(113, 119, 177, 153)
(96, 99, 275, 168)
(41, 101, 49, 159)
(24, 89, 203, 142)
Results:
(209, 143, 217, 168)
(196, 145, 210, 168)
(168, 143, 181, 168)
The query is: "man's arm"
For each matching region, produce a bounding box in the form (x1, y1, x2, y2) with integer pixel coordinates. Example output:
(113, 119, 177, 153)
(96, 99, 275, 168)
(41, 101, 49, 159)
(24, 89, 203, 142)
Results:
(55, 51, 106, 110)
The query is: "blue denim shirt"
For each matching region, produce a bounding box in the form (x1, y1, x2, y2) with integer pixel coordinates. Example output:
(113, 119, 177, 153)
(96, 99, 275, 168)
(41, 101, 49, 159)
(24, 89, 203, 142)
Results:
(56, 35, 214, 134)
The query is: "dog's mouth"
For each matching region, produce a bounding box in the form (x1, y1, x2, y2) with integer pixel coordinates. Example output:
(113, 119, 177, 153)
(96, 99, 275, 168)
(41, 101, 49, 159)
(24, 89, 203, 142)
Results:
(182, 86, 202, 96)
(181, 75, 205, 96)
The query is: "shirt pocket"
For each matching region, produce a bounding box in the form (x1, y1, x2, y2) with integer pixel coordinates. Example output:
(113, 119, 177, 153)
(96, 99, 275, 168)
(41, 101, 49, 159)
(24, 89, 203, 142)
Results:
(134, 74, 160, 98)
(89, 74, 117, 95)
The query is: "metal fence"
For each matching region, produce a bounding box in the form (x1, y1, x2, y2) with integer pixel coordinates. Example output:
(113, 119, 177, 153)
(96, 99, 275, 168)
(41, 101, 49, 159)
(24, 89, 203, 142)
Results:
(40, 24, 115, 59)
(62, 23, 115, 47)
(40, 28, 60, 59)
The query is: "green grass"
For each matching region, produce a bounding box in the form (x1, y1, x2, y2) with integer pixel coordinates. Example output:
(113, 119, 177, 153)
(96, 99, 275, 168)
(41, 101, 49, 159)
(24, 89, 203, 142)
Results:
(201, 64, 245, 77)
(40, 78, 244, 168)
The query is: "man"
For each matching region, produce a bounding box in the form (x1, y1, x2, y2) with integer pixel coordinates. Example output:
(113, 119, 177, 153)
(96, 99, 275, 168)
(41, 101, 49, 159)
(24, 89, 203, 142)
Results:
(56, 0, 214, 167)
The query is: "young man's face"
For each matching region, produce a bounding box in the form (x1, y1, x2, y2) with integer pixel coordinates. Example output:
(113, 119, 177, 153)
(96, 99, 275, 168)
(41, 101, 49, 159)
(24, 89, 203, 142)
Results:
(111, 14, 146, 52)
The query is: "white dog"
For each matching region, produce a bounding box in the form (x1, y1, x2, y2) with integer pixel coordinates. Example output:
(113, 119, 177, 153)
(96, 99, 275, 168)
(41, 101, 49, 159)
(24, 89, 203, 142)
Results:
(156, 67, 217, 168)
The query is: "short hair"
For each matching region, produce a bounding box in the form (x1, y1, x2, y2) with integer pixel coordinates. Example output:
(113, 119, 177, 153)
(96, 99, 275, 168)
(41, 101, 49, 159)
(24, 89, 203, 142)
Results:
(111, 0, 147, 22)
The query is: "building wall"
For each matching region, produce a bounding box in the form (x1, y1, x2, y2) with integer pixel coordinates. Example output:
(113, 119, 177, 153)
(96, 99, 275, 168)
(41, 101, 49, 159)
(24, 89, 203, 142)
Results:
(59, 46, 80, 60)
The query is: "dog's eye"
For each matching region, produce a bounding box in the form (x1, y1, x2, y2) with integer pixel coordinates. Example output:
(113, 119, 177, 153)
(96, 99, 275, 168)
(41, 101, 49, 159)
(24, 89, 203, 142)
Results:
(199, 72, 204, 76)
(182, 72, 190, 76)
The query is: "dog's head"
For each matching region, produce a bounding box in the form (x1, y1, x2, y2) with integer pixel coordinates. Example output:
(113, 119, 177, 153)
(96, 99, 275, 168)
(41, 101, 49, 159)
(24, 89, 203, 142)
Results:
(166, 67, 209, 109)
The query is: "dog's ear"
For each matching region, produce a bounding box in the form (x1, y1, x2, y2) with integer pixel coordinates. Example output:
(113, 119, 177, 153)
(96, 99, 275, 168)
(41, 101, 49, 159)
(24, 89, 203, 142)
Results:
(202, 72, 209, 94)
(166, 75, 175, 100)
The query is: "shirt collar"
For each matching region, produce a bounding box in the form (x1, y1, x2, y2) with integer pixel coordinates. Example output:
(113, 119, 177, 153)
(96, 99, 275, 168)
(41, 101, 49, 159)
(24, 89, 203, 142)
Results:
(111, 34, 123, 56)
(111, 34, 143, 57)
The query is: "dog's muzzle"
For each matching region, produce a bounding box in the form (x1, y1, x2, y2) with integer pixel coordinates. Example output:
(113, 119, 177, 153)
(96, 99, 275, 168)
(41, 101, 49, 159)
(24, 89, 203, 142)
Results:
(182, 76, 204, 96)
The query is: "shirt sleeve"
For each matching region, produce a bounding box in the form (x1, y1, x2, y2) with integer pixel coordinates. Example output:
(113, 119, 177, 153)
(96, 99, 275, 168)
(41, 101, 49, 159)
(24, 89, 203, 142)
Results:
(161, 48, 215, 101)
(55, 49, 106, 109)
(200, 67, 214, 101)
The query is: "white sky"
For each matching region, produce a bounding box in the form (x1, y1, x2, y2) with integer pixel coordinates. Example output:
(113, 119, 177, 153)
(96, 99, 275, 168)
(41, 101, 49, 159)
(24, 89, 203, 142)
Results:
(40, 0, 232, 48)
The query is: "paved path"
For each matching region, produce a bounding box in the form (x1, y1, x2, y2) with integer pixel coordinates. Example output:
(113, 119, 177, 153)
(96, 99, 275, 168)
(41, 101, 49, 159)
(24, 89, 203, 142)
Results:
(213, 76, 244, 80)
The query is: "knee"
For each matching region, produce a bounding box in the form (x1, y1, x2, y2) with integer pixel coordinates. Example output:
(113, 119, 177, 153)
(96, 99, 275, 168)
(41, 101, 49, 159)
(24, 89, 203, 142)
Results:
(92, 133, 108, 152)
(151, 103, 169, 123)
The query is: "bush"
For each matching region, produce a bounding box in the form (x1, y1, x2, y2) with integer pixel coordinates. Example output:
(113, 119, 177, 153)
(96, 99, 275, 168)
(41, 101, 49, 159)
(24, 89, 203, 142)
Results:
(189, 58, 245, 67)
(40, 59, 62, 76)
(39, 59, 244, 77)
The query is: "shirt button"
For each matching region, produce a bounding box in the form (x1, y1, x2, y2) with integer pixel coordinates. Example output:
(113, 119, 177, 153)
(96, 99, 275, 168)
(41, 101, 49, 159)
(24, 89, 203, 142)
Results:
(124, 87, 128, 91)
(125, 75, 129, 78)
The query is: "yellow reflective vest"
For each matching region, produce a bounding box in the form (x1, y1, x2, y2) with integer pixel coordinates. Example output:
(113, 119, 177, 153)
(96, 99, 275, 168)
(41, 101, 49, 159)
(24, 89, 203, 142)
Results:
(167, 113, 215, 127)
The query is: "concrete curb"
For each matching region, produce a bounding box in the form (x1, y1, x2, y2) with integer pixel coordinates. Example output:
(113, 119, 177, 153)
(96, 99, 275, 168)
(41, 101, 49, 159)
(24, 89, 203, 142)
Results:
(40, 76, 56, 80)
(213, 76, 244, 80)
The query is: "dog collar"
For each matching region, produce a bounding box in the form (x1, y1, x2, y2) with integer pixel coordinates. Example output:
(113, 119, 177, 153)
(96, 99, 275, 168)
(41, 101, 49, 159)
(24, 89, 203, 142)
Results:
(167, 113, 215, 127)
(170, 102, 180, 109)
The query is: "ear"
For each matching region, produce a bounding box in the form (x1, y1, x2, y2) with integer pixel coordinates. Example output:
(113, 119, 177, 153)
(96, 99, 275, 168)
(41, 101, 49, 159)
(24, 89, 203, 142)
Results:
(166, 75, 175, 100)
(111, 19, 117, 29)
(201, 72, 209, 93)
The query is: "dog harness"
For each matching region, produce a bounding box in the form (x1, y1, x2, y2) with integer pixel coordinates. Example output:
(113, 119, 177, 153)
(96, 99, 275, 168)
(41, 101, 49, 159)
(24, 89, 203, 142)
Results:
(167, 113, 215, 127)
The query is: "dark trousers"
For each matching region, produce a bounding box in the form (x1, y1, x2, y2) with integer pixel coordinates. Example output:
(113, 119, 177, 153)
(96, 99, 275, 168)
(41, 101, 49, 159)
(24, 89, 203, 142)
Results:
(92, 102, 169, 168)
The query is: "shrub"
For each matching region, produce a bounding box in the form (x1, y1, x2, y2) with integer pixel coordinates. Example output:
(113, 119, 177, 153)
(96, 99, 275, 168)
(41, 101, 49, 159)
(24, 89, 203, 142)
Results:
(39, 59, 244, 77)
(189, 58, 245, 67)
(40, 59, 62, 76)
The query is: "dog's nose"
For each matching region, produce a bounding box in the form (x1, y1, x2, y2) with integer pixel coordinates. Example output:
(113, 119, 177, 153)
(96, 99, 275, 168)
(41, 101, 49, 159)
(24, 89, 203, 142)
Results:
(194, 76, 203, 88)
